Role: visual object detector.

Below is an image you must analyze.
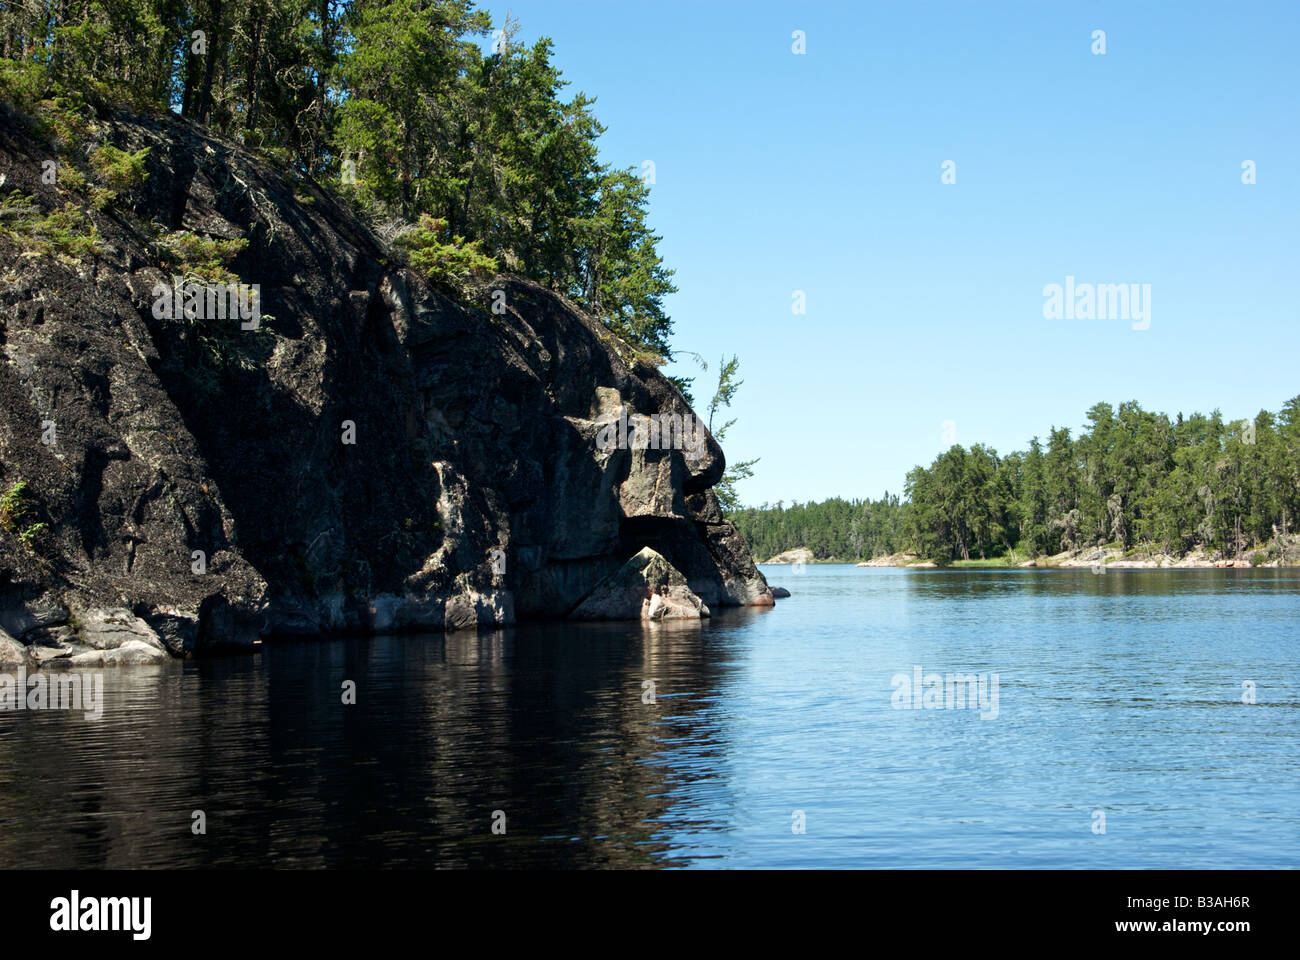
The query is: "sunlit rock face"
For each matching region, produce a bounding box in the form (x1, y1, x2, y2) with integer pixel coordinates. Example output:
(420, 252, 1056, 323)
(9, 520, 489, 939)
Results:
(0, 107, 771, 655)
(569, 548, 710, 622)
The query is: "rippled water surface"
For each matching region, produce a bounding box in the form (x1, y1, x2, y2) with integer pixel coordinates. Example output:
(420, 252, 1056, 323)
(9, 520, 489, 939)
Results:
(2, 566, 1298, 868)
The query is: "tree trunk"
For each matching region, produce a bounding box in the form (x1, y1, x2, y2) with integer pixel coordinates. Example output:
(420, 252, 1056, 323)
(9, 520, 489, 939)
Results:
(245, 8, 265, 132)
(195, 0, 224, 124)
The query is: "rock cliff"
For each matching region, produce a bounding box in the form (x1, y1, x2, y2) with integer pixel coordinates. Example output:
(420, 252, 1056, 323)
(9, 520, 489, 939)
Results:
(0, 104, 771, 660)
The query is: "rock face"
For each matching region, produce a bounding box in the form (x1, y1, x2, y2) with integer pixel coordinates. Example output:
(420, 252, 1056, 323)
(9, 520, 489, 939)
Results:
(570, 547, 709, 621)
(0, 105, 771, 659)
(0, 629, 31, 667)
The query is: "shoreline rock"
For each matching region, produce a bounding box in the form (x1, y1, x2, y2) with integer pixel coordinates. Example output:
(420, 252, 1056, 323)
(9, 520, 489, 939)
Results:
(846, 538, 1300, 570)
(0, 105, 772, 662)
(856, 553, 920, 567)
(762, 548, 813, 566)
(570, 548, 710, 621)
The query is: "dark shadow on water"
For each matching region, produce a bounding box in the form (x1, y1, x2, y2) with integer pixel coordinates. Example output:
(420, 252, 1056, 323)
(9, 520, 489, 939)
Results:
(0, 618, 740, 869)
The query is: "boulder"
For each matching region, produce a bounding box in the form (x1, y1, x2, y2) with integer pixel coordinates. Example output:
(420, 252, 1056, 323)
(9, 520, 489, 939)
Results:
(0, 598, 69, 641)
(570, 548, 709, 621)
(138, 605, 200, 656)
(75, 608, 168, 652)
(70, 639, 170, 666)
(762, 548, 813, 566)
(0, 629, 31, 667)
(857, 553, 920, 567)
(444, 589, 515, 632)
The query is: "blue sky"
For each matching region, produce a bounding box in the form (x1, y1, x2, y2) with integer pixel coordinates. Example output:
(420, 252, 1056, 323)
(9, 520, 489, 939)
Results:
(483, 0, 1299, 506)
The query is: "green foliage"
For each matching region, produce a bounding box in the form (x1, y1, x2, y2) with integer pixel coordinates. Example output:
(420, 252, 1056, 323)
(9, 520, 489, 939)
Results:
(18, 522, 49, 545)
(731, 494, 908, 562)
(0, 58, 48, 113)
(1, 197, 100, 259)
(0, 190, 33, 211)
(0, 480, 32, 526)
(395, 215, 498, 286)
(2, 1, 679, 356)
(0, 480, 47, 547)
(700, 354, 758, 513)
(34, 95, 97, 153)
(150, 231, 261, 396)
(155, 230, 248, 284)
(578, 168, 677, 358)
(89, 144, 151, 192)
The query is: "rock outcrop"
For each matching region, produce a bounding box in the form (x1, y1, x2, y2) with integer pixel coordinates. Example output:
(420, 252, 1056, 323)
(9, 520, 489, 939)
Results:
(0, 628, 31, 666)
(762, 548, 812, 566)
(570, 547, 709, 621)
(856, 552, 920, 567)
(0, 104, 771, 660)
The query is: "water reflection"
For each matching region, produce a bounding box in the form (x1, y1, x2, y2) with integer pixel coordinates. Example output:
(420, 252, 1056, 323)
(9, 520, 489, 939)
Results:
(2, 569, 1297, 869)
(0, 616, 751, 868)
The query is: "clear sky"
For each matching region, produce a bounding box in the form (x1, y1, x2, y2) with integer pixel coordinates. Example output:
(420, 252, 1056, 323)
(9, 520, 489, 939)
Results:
(482, 0, 1299, 506)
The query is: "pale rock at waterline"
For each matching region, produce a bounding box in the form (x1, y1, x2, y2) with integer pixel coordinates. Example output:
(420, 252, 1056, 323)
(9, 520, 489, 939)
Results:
(70, 639, 170, 666)
(75, 608, 167, 652)
(570, 548, 709, 621)
(762, 548, 813, 566)
(444, 589, 515, 632)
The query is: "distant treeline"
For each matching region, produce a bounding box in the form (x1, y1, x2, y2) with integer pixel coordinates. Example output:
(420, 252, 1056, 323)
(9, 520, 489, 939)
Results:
(730, 494, 908, 562)
(731, 397, 1300, 564)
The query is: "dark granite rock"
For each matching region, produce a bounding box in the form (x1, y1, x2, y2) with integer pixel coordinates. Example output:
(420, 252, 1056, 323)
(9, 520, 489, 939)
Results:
(0, 105, 770, 659)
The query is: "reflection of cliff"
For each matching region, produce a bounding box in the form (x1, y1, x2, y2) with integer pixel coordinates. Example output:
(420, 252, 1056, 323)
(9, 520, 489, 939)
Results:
(0, 619, 741, 868)
(0, 663, 269, 868)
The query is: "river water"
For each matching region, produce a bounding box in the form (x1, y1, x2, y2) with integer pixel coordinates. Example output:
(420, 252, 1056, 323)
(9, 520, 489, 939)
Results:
(2, 566, 1297, 868)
